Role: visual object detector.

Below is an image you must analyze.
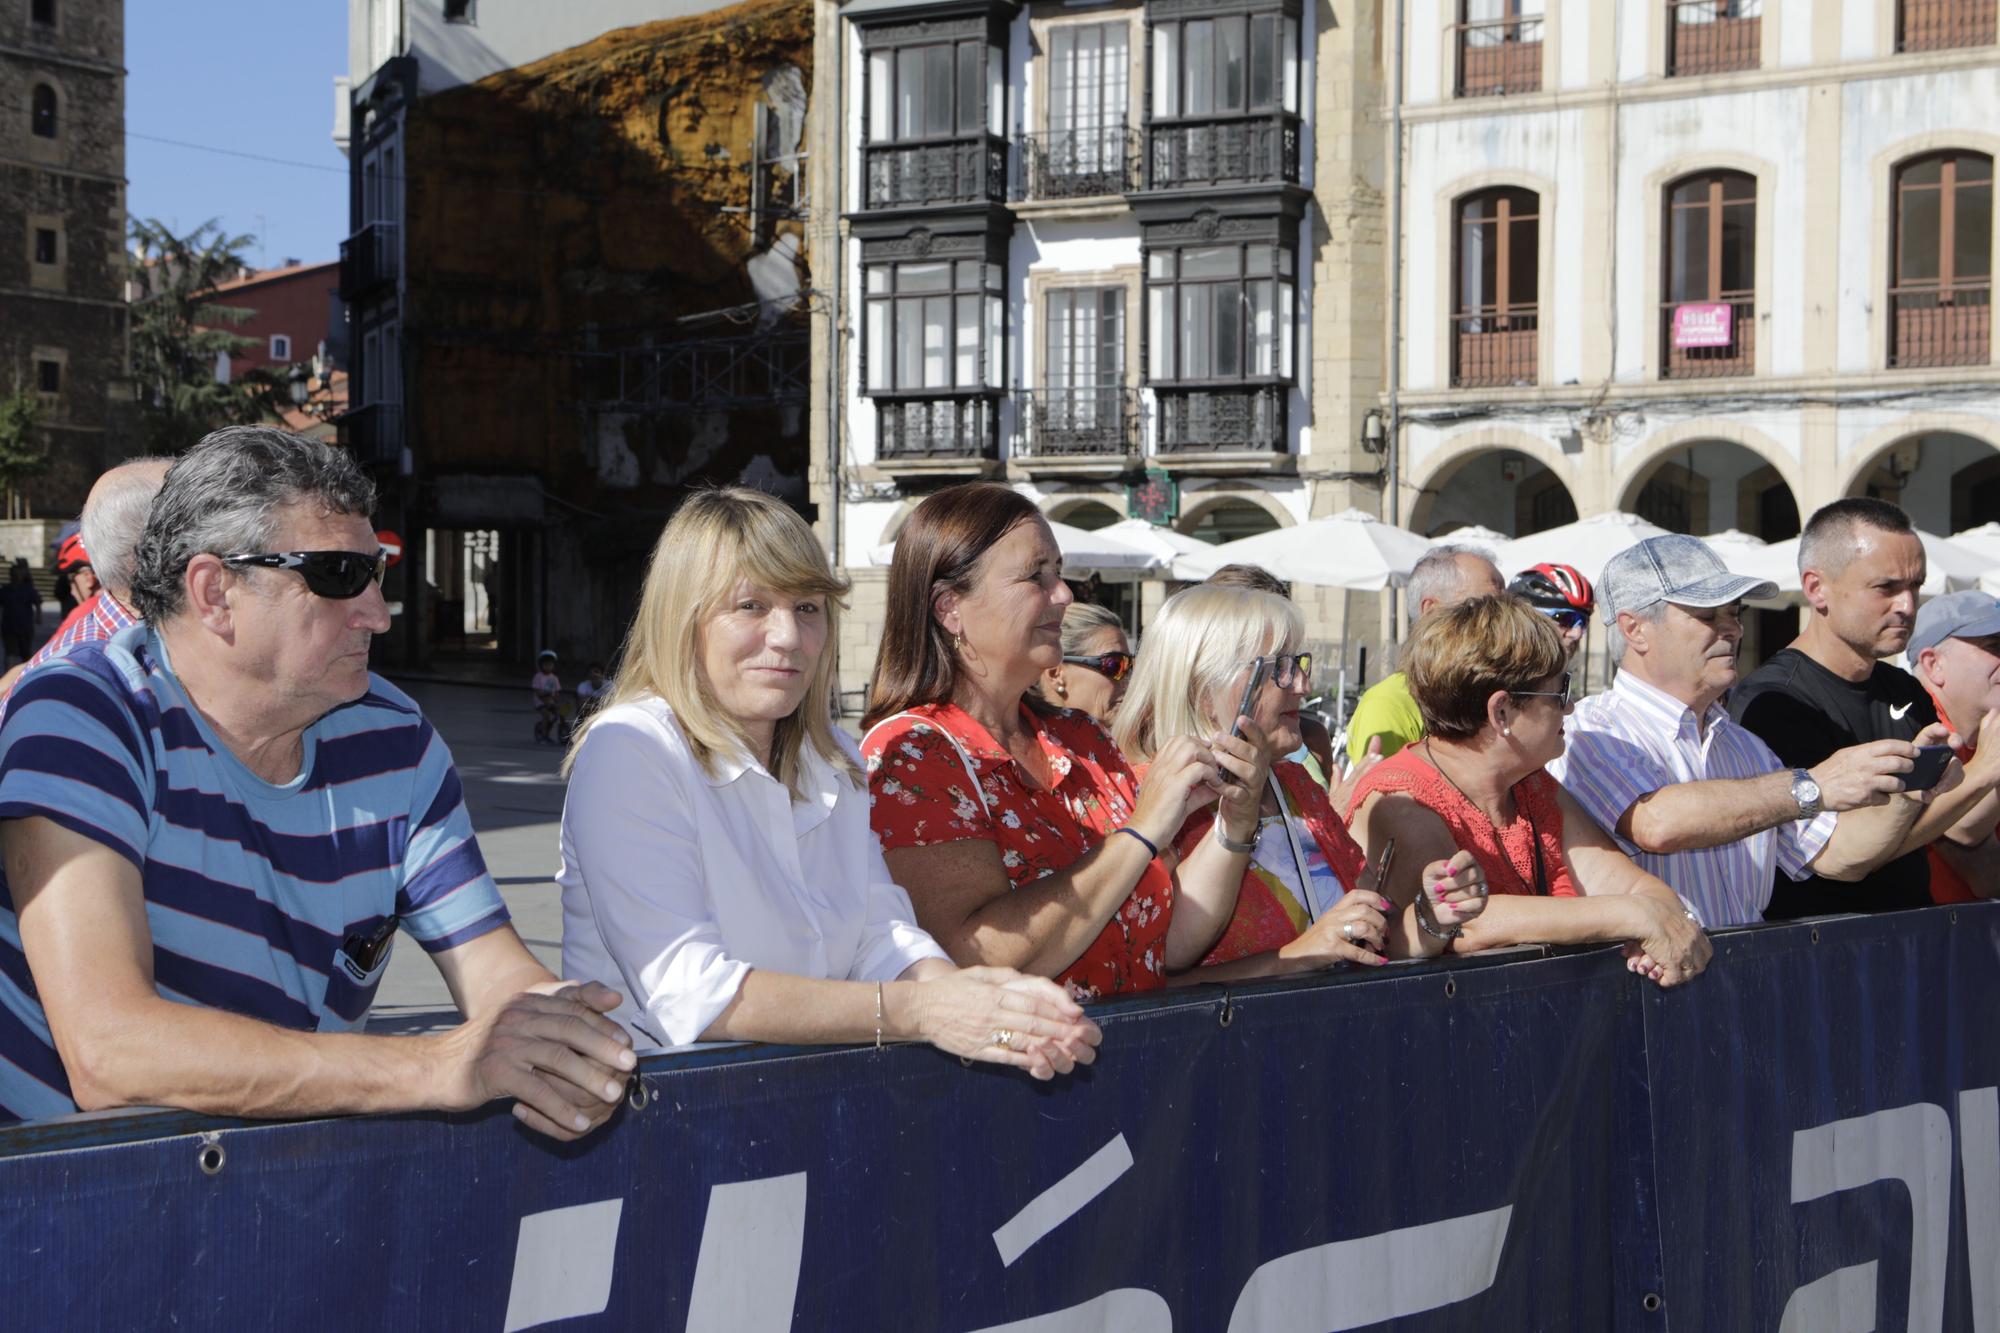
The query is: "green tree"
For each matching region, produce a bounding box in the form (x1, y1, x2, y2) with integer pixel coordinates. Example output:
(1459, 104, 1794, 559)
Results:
(127, 218, 285, 453)
(0, 388, 48, 518)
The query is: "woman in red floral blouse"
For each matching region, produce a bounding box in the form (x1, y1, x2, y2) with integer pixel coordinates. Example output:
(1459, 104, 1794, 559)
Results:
(1114, 582, 1488, 978)
(863, 484, 1271, 1001)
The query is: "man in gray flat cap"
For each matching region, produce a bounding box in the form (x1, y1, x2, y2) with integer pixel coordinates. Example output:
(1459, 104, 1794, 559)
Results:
(1906, 589, 2000, 900)
(1548, 533, 1939, 927)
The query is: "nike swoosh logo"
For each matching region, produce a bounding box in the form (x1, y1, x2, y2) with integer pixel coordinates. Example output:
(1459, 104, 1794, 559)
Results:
(1890, 702, 1912, 720)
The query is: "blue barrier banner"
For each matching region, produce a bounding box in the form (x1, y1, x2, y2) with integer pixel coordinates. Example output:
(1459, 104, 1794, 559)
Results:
(0, 906, 1995, 1330)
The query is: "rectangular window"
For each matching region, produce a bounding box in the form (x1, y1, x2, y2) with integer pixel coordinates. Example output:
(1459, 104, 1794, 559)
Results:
(869, 51, 892, 139)
(270, 334, 292, 361)
(1153, 23, 1180, 117)
(1185, 21, 1215, 115)
(36, 360, 60, 394)
(957, 42, 983, 135)
(1217, 17, 1247, 114)
(1044, 288, 1125, 389)
(1147, 240, 1297, 387)
(1249, 15, 1277, 110)
(31, 0, 54, 25)
(864, 260, 1004, 393)
(33, 228, 57, 264)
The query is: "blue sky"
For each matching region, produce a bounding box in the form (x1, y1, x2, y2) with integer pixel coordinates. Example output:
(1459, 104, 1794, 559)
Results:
(126, 2, 351, 267)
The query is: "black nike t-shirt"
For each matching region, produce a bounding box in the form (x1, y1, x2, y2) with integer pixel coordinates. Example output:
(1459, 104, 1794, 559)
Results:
(1728, 647, 1937, 918)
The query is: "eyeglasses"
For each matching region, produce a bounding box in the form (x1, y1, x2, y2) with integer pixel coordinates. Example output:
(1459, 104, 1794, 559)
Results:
(1510, 671, 1575, 704)
(222, 549, 388, 600)
(1062, 651, 1133, 683)
(1265, 652, 1313, 689)
(1535, 607, 1591, 632)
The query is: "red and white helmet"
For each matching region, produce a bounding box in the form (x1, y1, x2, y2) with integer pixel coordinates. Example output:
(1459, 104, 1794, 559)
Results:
(1508, 562, 1595, 615)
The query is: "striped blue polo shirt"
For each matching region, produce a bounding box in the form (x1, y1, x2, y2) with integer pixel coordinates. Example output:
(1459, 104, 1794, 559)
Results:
(0, 625, 510, 1122)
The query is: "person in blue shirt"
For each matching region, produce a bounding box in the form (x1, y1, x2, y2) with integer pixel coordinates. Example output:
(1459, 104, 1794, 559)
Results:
(0, 426, 633, 1139)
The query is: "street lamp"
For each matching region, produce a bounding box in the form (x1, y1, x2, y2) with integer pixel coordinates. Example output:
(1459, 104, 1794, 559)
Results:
(288, 362, 311, 409)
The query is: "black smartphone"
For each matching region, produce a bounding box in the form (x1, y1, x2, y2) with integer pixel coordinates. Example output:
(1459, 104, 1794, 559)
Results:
(1902, 744, 1954, 792)
(1230, 658, 1270, 740)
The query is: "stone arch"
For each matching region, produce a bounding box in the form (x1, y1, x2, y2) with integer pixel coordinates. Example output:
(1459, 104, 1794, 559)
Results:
(1174, 486, 1295, 539)
(1615, 418, 1804, 520)
(1840, 422, 2000, 534)
(1043, 497, 1125, 530)
(1837, 414, 2000, 501)
(1407, 426, 1579, 537)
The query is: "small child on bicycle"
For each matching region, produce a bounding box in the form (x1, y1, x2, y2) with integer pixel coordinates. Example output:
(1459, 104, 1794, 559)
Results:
(531, 650, 563, 744)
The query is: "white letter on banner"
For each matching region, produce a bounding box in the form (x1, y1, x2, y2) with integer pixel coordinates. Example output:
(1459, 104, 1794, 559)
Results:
(685, 1172, 809, 1333)
(1777, 1263, 1879, 1333)
(1224, 1205, 1513, 1332)
(501, 1198, 624, 1333)
(992, 1134, 1135, 1267)
(1963, 1087, 2000, 1332)
(1786, 1102, 1951, 1333)
(964, 1289, 1173, 1333)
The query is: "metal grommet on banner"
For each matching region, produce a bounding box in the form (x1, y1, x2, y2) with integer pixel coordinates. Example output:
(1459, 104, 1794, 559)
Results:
(627, 1076, 650, 1112)
(1641, 1292, 1663, 1313)
(1810, 927, 1821, 945)
(1217, 995, 1234, 1028)
(1444, 977, 1457, 1000)
(197, 1136, 226, 1177)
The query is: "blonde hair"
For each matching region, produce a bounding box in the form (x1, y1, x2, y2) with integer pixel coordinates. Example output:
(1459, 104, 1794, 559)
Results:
(1113, 584, 1301, 763)
(1030, 602, 1128, 704)
(1404, 594, 1567, 740)
(564, 487, 853, 795)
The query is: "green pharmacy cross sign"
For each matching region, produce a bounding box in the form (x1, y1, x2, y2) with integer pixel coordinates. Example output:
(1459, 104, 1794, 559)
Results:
(1127, 469, 1179, 527)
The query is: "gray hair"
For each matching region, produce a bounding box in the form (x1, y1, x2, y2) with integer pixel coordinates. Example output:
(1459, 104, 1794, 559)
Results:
(79, 457, 171, 600)
(1607, 600, 1668, 664)
(1408, 544, 1500, 616)
(131, 427, 377, 622)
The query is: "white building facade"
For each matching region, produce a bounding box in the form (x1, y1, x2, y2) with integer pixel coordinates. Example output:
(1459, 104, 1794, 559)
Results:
(1394, 0, 1999, 659)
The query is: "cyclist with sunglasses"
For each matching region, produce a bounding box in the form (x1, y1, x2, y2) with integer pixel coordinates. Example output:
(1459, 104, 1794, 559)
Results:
(1508, 562, 1595, 663)
(0, 428, 637, 1138)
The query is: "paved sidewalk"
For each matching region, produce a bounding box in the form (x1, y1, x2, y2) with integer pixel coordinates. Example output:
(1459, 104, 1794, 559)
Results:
(372, 678, 570, 1030)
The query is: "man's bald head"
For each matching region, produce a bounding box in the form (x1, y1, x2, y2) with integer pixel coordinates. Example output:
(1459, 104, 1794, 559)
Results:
(80, 458, 173, 603)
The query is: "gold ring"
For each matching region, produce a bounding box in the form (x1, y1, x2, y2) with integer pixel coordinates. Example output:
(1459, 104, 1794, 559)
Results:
(991, 1029, 1014, 1049)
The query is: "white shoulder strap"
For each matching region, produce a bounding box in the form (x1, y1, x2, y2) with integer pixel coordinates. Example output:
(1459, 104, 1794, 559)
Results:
(862, 711, 993, 818)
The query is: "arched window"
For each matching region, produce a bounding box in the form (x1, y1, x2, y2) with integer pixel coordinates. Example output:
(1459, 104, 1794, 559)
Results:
(1889, 150, 1991, 369)
(1452, 187, 1539, 386)
(1661, 169, 1756, 378)
(30, 83, 57, 139)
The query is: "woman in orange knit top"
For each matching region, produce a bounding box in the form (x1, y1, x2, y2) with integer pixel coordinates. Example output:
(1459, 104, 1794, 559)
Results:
(1346, 596, 1712, 986)
(1114, 583, 1489, 977)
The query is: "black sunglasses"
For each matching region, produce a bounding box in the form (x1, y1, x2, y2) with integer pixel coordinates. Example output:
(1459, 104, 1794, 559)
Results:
(222, 549, 388, 600)
(1062, 651, 1134, 683)
(1535, 607, 1591, 632)
(1265, 651, 1313, 689)
(1511, 670, 1575, 704)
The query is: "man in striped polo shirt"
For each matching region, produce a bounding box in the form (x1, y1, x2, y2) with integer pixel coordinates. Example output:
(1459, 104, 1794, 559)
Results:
(1548, 534, 1938, 928)
(0, 428, 635, 1138)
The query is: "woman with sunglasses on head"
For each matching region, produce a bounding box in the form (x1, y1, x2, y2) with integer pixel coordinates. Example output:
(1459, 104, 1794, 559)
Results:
(1032, 602, 1131, 724)
(864, 483, 1271, 1000)
(556, 488, 1100, 1078)
(1115, 585, 1490, 979)
(1345, 596, 1712, 987)
(1509, 563, 1595, 664)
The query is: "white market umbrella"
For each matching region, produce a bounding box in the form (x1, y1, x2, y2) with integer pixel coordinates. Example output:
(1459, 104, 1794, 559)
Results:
(1170, 508, 1433, 591)
(1696, 529, 1796, 604)
(1984, 569, 2000, 599)
(1427, 524, 1508, 554)
(1492, 511, 1673, 586)
(1099, 517, 1213, 568)
(1950, 522, 2000, 568)
(869, 519, 1164, 582)
(1760, 529, 1992, 597)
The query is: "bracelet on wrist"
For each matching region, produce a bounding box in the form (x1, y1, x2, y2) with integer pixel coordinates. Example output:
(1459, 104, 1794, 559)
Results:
(1414, 890, 1462, 942)
(1112, 825, 1159, 858)
(874, 980, 885, 1049)
(1212, 819, 1256, 855)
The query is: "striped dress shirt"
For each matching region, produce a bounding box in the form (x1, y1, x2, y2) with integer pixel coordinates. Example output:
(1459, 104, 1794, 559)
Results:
(1548, 671, 1835, 928)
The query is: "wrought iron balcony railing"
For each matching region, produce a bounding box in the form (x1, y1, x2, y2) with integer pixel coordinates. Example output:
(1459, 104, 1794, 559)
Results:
(1898, 0, 1997, 50)
(338, 222, 399, 303)
(1017, 126, 1142, 201)
(1660, 298, 1756, 379)
(1667, 0, 1762, 76)
(874, 392, 1001, 461)
(337, 401, 404, 466)
(1889, 282, 1992, 368)
(1152, 384, 1286, 454)
(1017, 386, 1140, 458)
(863, 136, 1009, 210)
(1456, 14, 1544, 96)
(1144, 114, 1301, 192)
(1452, 310, 1540, 387)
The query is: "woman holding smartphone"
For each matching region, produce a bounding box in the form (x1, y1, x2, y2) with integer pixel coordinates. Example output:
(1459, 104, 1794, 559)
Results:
(1114, 585, 1488, 979)
(863, 483, 1271, 1000)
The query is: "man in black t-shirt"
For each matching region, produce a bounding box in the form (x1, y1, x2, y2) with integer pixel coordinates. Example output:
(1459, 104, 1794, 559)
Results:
(1731, 498, 1987, 918)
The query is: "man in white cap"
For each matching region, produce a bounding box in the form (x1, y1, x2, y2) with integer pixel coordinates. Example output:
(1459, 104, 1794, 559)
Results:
(1907, 590, 2000, 901)
(1550, 533, 1942, 927)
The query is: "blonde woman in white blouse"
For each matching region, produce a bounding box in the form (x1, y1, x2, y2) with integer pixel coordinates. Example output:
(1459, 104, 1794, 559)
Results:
(557, 488, 1100, 1079)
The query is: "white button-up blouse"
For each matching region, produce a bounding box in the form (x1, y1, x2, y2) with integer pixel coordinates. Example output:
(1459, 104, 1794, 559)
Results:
(557, 696, 950, 1048)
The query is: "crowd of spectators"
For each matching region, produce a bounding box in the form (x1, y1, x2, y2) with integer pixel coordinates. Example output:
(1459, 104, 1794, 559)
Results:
(0, 433, 1990, 1138)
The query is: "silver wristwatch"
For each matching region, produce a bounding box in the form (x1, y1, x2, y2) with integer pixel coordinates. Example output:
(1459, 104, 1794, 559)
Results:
(1789, 768, 1823, 819)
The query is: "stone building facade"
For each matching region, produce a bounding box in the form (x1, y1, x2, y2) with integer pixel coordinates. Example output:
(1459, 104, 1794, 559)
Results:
(0, 0, 130, 514)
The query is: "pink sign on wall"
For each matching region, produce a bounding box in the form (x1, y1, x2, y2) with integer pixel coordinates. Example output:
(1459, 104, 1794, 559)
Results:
(1671, 302, 1734, 349)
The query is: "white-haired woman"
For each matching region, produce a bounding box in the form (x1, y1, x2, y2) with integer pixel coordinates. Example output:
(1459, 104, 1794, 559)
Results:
(1031, 601, 1132, 724)
(1114, 585, 1489, 978)
(557, 488, 1100, 1078)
